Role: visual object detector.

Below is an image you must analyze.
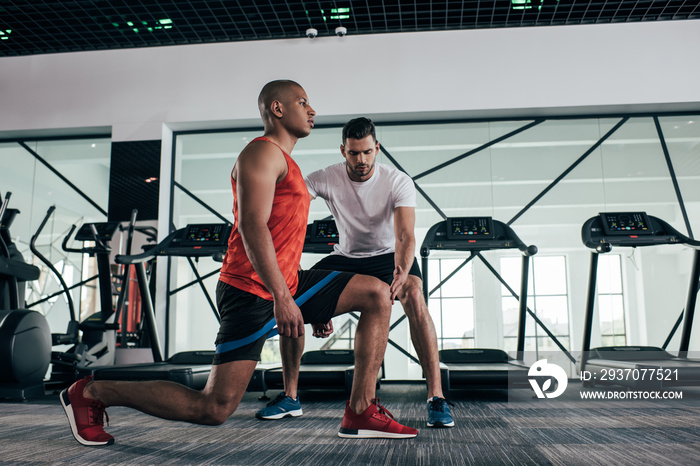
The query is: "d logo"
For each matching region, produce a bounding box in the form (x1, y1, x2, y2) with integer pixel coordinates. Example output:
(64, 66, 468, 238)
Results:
(528, 359, 568, 399)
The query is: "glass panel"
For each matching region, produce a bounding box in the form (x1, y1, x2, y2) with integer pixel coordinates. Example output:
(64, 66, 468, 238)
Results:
(502, 296, 520, 338)
(599, 117, 682, 221)
(490, 119, 611, 228)
(597, 254, 622, 294)
(428, 298, 442, 339)
(658, 116, 700, 236)
(441, 337, 474, 350)
(610, 296, 626, 335)
(0, 138, 111, 331)
(533, 256, 567, 295)
(427, 259, 441, 294)
(500, 256, 533, 296)
(598, 294, 615, 335)
(537, 336, 570, 353)
(439, 259, 473, 297)
(441, 298, 474, 339)
(534, 296, 570, 336)
(504, 336, 517, 353)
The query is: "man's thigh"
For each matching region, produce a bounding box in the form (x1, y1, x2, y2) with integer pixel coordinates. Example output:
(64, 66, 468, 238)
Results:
(311, 253, 396, 285)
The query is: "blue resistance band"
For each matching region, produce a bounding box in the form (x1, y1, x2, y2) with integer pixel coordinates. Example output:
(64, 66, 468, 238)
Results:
(215, 270, 341, 354)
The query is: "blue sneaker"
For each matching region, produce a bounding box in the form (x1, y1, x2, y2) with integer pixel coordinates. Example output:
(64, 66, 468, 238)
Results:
(255, 392, 303, 420)
(427, 396, 454, 428)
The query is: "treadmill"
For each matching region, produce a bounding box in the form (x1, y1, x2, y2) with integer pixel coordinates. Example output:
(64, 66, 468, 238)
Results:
(84, 223, 232, 389)
(580, 212, 700, 389)
(420, 217, 538, 390)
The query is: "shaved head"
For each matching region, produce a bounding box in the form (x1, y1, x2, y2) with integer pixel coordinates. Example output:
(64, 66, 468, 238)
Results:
(258, 80, 303, 119)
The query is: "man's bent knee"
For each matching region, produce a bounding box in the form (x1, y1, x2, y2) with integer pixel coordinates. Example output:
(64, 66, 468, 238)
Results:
(198, 397, 239, 425)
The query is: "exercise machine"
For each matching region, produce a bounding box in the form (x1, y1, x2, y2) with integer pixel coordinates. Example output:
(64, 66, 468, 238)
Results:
(580, 212, 700, 389)
(420, 217, 540, 391)
(0, 192, 51, 399)
(84, 223, 231, 389)
(30, 207, 151, 388)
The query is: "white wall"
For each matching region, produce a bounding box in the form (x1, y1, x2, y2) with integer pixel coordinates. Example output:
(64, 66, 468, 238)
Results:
(2, 20, 699, 142)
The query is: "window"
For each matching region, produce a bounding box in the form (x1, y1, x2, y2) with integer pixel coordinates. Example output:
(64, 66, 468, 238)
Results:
(597, 254, 626, 346)
(500, 256, 571, 357)
(427, 257, 475, 349)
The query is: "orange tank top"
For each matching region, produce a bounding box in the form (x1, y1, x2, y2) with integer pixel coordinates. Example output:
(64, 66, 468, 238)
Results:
(219, 137, 310, 300)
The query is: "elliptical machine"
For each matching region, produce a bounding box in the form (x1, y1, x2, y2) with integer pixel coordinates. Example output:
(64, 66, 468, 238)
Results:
(30, 206, 137, 386)
(0, 192, 51, 400)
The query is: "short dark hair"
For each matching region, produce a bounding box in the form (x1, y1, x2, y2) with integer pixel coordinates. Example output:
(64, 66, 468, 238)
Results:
(342, 117, 376, 144)
(258, 80, 302, 117)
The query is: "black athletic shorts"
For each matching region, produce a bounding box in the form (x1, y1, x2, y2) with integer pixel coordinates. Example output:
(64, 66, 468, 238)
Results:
(310, 252, 422, 286)
(213, 269, 354, 364)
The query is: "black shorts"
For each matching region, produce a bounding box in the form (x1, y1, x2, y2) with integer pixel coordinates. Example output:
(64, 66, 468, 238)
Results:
(310, 252, 422, 286)
(213, 269, 354, 364)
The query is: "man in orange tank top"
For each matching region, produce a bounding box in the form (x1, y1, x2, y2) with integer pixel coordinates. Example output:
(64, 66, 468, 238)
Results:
(59, 80, 417, 446)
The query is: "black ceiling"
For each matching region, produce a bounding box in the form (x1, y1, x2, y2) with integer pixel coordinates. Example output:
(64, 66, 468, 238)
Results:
(1, 1, 698, 57)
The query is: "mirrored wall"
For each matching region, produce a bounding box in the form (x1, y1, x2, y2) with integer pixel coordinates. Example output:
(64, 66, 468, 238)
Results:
(170, 115, 700, 378)
(0, 137, 112, 340)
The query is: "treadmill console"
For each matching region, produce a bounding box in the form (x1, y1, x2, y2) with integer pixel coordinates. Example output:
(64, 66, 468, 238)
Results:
(165, 223, 232, 257)
(304, 219, 339, 254)
(421, 217, 535, 256)
(446, 217, 494, 240)
(581, 212, 692, 250)
(182, 224, 229, 245)
(307, 220, 339, 243)
(74, 222, 120, 242)
(599, 212, 653, 236)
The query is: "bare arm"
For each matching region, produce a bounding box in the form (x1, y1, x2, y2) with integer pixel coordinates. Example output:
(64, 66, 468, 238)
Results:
(235, 143, 305, 338)
(391, 206, 416, 301)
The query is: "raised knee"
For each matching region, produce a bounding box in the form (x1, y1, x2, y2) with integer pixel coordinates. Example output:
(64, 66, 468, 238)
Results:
(367, 279, 392, 310)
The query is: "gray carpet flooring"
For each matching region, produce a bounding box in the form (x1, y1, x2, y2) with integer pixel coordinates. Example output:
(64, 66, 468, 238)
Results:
(1, 382, 699, 465)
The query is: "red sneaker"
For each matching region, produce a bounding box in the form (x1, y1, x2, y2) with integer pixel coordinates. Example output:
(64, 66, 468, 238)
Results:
(338, 399, 418, 439)
(60, 376, 114, 446)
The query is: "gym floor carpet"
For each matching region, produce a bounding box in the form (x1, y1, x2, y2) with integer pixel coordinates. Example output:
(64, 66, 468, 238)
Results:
(1, 382, 699, 465)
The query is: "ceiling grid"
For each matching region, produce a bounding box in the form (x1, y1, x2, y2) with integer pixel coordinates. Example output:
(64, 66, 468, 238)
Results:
(0, 1, 698, 57)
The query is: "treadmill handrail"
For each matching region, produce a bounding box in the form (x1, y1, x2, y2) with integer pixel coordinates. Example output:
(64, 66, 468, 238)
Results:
(61, 223, 113, 255)
(114, 229, 179, 264)
(114, 224, 230, 264)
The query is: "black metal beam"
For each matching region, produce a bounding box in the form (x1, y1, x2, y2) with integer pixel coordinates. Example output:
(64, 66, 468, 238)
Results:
(654, 116, 694, 239)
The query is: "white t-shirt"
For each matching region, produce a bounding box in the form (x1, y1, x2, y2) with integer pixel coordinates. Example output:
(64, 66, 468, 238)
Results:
(305, 162, 416, 258)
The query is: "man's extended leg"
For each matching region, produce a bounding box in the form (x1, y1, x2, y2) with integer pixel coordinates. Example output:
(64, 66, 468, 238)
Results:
(61, 360, 257, 445)
(399, 275, 454, 427)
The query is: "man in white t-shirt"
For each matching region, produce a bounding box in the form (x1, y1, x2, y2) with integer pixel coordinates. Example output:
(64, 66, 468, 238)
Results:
(256, 117, 454, 428)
